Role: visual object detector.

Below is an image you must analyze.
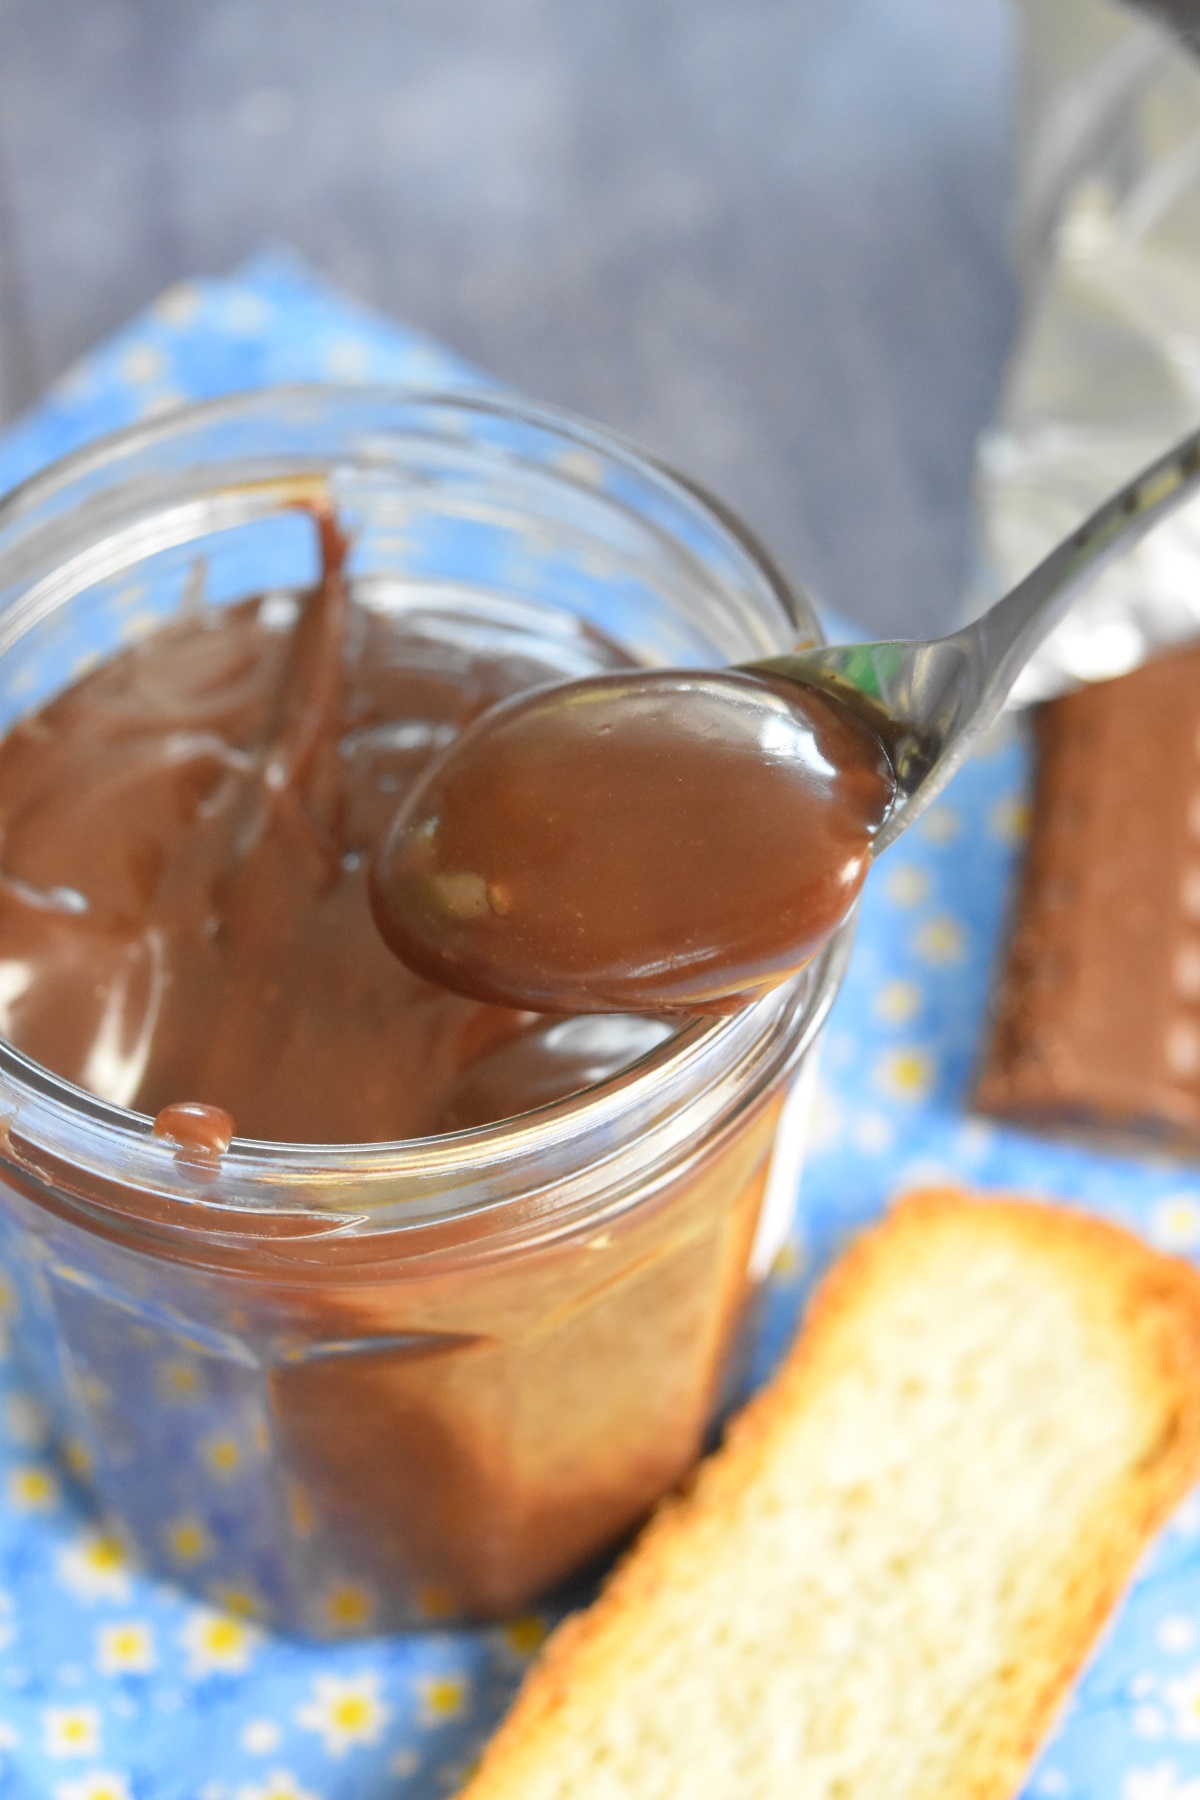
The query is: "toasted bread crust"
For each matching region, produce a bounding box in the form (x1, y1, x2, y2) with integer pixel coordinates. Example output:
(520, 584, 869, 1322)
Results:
(460, 1190, 1200, 1800)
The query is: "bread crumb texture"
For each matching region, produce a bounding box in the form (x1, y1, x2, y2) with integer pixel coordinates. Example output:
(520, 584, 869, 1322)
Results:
(459, 1189, 1200, 1800)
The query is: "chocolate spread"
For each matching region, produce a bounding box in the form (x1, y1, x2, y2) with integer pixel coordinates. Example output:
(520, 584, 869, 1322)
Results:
(0, 513, 652, 1143)
(371, 669, 896, 1013)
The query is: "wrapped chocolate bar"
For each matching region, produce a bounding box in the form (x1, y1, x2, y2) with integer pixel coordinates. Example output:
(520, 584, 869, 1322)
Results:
(976, 641, 1200, 1147)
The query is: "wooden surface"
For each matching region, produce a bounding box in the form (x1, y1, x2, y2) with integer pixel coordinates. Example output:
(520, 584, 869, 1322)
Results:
(0, 0, 1016, 636)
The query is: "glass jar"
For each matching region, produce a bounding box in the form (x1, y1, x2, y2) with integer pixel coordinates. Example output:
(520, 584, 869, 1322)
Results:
(0, 387, 849, 1637)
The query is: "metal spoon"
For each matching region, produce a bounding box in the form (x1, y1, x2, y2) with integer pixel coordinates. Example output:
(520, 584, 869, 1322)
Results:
(747, 421, 1200, 851)
(372, 422, 1200, 1015)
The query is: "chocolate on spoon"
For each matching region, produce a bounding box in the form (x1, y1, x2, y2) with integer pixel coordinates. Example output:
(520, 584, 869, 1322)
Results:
(369, 670, 896, 1014)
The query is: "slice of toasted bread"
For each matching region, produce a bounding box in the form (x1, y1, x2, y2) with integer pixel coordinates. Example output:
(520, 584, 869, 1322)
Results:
(459, 1189, 1200, 1800)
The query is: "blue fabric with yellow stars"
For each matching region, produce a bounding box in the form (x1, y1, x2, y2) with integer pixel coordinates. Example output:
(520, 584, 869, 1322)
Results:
(0, 251, 1197, 1800)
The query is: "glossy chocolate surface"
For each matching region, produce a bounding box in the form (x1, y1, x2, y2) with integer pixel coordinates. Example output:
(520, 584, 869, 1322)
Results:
(0, 516, 649, 1143)
(371, 668, 896, 1012)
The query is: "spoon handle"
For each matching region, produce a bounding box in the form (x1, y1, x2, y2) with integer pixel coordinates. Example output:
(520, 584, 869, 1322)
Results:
(753, 421, 1200, 848)
(966, 422, 1200, 724)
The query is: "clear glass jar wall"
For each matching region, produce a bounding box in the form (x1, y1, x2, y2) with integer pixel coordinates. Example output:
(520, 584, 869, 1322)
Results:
(0, 389, 847, 1636)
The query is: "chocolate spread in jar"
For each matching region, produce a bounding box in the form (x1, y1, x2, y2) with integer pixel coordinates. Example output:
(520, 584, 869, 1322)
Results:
(0, 513, 656, 1143)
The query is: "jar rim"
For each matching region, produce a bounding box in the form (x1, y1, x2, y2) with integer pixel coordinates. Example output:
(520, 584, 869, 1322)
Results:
(0, 383, 837, 1236)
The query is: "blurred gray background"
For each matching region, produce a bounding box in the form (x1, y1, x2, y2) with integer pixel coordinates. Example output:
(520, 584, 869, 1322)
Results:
(0, 0, 1017, 636)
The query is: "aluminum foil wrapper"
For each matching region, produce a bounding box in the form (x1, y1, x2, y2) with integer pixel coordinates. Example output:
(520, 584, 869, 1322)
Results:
(976, 0, 1200, 705)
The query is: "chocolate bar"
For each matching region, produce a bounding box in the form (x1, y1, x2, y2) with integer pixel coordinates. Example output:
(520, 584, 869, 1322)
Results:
(977, 643, 1200, 1149)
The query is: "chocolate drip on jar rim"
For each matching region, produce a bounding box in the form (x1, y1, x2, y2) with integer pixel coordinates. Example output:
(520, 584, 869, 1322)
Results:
(152, 1100, 236, 1160)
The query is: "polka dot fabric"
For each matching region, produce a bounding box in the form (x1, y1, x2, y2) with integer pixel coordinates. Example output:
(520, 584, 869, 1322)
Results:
(0, 251, 491, 506)
(0, 251, 1195, 1797)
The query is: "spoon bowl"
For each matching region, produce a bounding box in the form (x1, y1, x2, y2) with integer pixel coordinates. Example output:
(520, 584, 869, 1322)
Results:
(370, 668, 895, 1013)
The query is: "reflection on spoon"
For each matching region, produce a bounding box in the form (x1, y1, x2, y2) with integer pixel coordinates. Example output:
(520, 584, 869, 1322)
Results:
(370, 670, 896, 1014)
